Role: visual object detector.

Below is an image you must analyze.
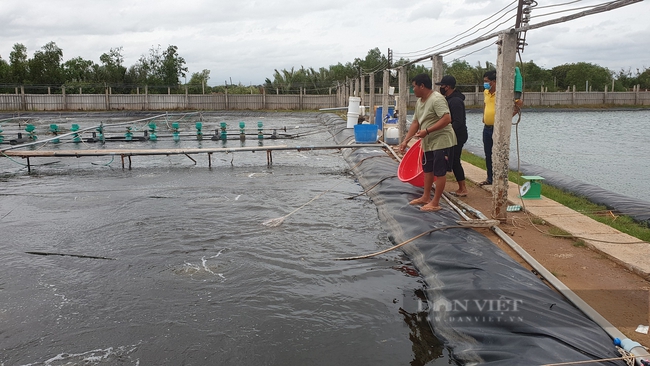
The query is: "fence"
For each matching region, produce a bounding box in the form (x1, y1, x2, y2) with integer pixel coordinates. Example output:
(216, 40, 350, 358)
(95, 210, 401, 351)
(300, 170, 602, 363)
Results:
(1, 90, 648, 111)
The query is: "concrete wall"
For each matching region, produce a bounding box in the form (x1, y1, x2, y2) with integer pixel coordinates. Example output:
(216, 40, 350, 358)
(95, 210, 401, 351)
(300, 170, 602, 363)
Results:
(0, 91, 648, 111)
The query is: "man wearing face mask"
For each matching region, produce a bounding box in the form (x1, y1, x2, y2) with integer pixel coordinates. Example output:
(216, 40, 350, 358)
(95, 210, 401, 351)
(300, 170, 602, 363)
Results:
(480, 70, 497, 186)
(435, 75, 468, 196)
(480, 70, 523, 186)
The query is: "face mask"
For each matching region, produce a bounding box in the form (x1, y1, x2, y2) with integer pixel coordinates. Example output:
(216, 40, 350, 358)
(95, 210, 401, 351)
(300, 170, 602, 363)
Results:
(484, 82, 491, 90)
(439, 87, 447, 95)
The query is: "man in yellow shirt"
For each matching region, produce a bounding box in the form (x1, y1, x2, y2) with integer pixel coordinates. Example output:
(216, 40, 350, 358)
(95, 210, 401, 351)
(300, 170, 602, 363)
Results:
(480, 70, 523, 186)
(399, 74, 456, 212)
(480, 70, 497, 186)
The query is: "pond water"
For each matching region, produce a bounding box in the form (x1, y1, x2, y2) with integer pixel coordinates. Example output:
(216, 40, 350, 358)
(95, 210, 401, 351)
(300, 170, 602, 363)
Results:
(0, 113, 450, 365)
(465, 109, 650, 203)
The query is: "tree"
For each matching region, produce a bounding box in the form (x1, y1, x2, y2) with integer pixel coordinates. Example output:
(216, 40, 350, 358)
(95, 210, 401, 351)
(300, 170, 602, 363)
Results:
(9, 43, 29, 84)
(444, 60, 476, 88)
(354, 48, 389, 85)
(62, 57, 99, 93)
(63, 57, 96, 82)
(160, 45, 187, 85)
(638, 68, 650, 90)
(29, 41, 64, 85)
(188, 69, 210, 94)
(553, 62, 611, 91)
(127, 45, 187, 89)
(98, 47, 126, 84)
(0, 56, 9, 84)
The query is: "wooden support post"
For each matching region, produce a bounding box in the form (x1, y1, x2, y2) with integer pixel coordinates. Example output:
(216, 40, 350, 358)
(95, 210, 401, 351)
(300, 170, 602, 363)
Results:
(184, 154, 196, 165)
(398, 66, 408, 143)
(266, 150, 273, 165)
(128, 155, 132, 170)
(359, 76, 366, 105)
(208, 152, 212, 168)
(369, 72, 375, 117)
(491, 31, 518, 221)
(26, 157, 31, 173)
(382, 69, 390, 126)
(121, 155, 125, 169)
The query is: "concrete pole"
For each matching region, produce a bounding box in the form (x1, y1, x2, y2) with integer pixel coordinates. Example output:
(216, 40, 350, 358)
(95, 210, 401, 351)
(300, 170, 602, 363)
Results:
(360, 75, 365, 111)
(369, 72, 375, 118)
(491, 31, 518, 221)
(382, 69, 390, 125)
(21, 86, 25, 111)
(354, 78, 359, 97)
(431, 55, 443, 86)
(263, 87, 266, 109)
(62, 86, 67, 111)
(398, 66, 408, 143)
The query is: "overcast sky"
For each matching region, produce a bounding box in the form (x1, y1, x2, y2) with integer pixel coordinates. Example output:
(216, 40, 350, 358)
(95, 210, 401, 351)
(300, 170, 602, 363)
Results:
(1, 0, 648, 86)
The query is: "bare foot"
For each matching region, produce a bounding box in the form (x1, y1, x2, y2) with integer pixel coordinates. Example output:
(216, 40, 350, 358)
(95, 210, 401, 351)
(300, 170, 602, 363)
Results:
(409, 197, 430, 205)
(420, 204, 442, 212)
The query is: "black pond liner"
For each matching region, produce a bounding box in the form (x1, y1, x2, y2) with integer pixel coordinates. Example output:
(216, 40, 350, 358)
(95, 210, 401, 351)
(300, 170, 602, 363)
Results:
(321, 113, 624, 365)
(464, 144, 650, 226)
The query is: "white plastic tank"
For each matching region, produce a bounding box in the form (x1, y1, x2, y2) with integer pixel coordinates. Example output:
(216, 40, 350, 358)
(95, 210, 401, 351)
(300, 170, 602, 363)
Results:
(385, 127, 399, 145)
(347, 112, 360, 128)
(348, 97, 361, 115)
(347, 96, 362, 128)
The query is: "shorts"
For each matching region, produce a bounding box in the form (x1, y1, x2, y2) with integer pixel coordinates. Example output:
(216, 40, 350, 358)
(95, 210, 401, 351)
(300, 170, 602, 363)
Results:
(422, 148, 452, 177)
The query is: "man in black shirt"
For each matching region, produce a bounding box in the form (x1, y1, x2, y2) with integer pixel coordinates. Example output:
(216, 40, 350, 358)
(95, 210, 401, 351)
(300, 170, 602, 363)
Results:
(435, 75, 468, 196)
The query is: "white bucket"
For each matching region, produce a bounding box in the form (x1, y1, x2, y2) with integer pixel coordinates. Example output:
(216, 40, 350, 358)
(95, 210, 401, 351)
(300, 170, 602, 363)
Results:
(385, 127, 399, 145)
(348, 96, 361, 115)
(347, 112, 360, 128)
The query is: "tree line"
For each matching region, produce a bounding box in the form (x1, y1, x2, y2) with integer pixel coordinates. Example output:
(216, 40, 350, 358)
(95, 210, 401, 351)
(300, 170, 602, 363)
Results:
(1, 42, 648, 95)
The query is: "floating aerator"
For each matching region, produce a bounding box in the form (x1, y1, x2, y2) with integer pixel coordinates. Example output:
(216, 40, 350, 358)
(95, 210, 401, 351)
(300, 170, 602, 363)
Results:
(172, 122, 180, 142)
(148, 122, 158, 141)
(195, 122, 203, 140)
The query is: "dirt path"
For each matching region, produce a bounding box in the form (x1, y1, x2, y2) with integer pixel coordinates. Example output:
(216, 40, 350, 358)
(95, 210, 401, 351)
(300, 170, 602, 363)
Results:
(444, 179, 650, 348)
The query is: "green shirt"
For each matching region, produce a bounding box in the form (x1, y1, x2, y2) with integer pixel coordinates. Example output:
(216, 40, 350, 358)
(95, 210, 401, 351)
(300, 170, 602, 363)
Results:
(414, 91, 456, 152)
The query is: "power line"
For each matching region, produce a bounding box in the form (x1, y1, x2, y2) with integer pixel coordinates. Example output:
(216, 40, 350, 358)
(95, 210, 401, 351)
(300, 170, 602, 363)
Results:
(445, 42, 497, 64)
(393, 0, 518, 58)
(530, 0, 618, 19)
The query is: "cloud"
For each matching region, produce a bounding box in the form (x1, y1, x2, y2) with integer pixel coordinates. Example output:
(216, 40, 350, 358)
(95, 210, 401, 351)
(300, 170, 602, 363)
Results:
(0, 0, 648, 85)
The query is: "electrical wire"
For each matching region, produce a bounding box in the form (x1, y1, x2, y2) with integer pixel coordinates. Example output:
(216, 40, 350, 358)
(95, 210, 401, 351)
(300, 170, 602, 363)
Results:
(529, 0, 618, 19)
(393, 0, 518, 59)
(444, 41, 496, 62)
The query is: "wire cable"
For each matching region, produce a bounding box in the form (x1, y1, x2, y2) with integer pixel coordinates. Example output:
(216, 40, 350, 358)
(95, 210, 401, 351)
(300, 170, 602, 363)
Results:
(393, 0, 518, 58)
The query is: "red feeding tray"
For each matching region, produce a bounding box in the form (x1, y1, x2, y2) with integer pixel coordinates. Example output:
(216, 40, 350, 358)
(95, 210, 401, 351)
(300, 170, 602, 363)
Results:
(398, 139, 424, 187)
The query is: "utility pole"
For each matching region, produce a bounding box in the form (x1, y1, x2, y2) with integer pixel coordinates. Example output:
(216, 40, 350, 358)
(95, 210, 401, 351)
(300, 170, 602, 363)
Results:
(431, 55, 443, 86)
(491, 31, 518, 220)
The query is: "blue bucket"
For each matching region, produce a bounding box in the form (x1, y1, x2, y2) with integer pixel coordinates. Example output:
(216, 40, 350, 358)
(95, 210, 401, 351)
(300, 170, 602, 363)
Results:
(354, 124, 378, 143)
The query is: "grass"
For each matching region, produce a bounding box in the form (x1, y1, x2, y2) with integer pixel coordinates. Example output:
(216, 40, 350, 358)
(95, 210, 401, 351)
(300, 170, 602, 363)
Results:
(461, 150, 650, 243)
